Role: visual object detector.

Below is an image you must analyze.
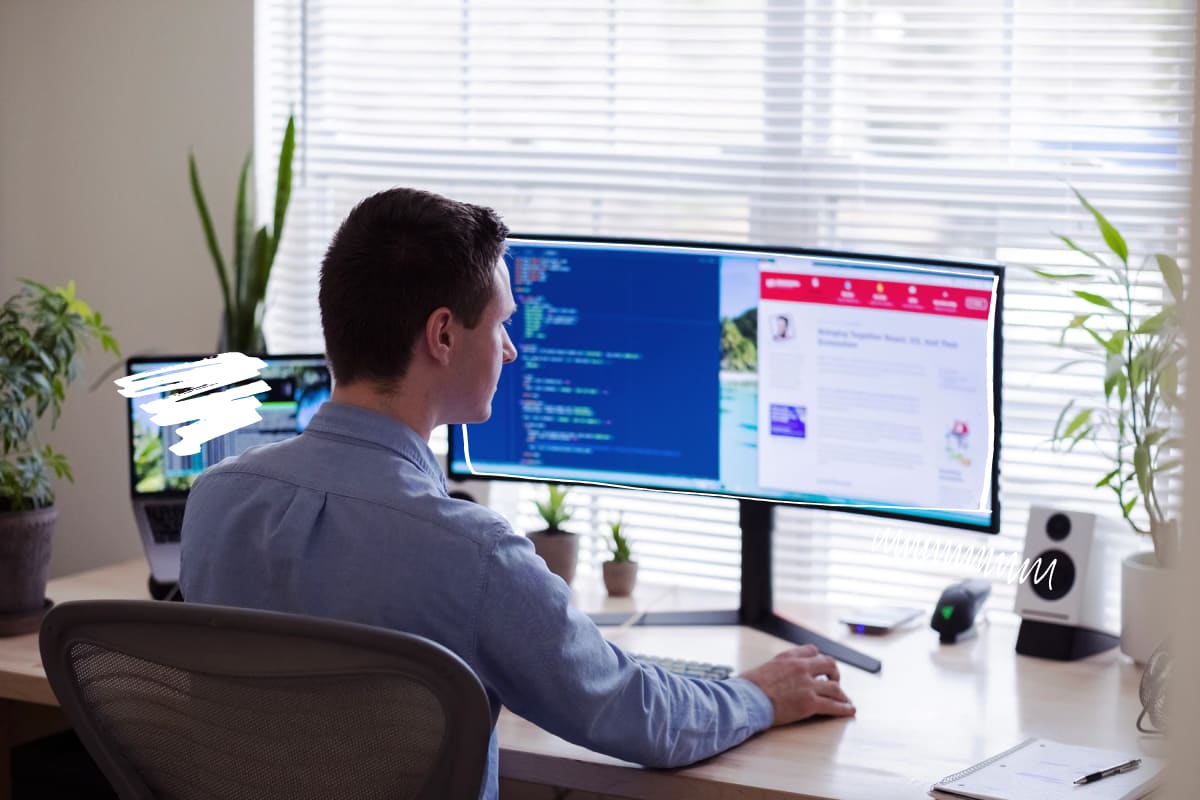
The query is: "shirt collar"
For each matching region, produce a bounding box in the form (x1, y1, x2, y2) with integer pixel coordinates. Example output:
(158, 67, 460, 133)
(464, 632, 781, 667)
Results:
(305, 401, 448, 492)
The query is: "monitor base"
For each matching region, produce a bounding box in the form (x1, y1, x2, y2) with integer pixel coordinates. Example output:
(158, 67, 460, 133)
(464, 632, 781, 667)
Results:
(589, 608, 881, 673)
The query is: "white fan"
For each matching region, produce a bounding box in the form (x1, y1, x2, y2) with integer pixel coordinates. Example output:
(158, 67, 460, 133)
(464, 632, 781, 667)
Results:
(1137, 639, 1171, 734)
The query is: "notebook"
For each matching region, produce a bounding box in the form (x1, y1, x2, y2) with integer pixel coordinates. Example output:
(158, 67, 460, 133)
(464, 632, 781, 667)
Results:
(125, 354, 331, 584)
(930, 738, 1164, 800)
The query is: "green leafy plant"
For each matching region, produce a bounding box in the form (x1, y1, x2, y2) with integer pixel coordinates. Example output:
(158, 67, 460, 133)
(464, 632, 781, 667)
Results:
(607, 514, 633, 563)
(189, 114, 296, 352)
(1038, 188, 1184, 565)
(0, 280, 120, 511)
(534, 484, 573, 533)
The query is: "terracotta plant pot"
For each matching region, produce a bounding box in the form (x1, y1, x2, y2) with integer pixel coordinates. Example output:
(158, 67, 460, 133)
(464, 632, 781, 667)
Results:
(0, 505, 57, 635)
(527, 529, 579, 587)
(603, 561, 638, 597)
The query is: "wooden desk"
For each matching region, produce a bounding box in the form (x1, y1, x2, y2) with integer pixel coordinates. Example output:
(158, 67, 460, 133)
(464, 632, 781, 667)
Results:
(0, 561, 1159, 800)
(499, 597, 1158, 799)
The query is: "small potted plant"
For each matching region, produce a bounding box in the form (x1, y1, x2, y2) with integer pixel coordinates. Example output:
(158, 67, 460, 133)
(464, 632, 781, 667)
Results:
(0, 280, 118, 634)
(1038, 187, 1184, 662)
(527, 484, 578, 586)
(602, 514, 638, 597)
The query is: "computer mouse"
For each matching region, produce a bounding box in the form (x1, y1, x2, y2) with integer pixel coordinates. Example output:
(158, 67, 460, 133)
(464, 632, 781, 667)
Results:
(930, 578, 991, 644)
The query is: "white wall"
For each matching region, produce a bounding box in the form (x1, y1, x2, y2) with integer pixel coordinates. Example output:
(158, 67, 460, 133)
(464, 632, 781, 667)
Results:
(0, 0, 253, 578)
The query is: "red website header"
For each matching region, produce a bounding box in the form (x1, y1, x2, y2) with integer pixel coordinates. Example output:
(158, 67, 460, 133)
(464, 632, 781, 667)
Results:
(760, 272, 993, 320)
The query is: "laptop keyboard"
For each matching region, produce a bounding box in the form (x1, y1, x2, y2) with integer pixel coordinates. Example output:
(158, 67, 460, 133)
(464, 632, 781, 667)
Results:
(145, 503, 186, 543)
(630, 653, 734, 681)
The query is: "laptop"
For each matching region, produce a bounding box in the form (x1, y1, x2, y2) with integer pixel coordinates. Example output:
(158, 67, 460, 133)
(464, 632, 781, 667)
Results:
(125, 353, 332, 584)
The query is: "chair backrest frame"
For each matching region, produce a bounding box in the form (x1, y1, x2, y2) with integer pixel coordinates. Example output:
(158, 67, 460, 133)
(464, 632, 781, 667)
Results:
(40, 599, 492, 800)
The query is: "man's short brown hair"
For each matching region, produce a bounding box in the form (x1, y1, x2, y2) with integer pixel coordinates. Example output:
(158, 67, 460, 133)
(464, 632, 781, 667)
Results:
(318, 187, 509, 385)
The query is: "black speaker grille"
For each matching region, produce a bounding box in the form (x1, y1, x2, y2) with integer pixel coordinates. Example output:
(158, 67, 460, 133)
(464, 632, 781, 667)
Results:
(1030, 548, 1075, 601)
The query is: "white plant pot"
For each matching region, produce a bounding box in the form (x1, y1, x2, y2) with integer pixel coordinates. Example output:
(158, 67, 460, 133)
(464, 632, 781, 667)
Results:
(1120, 550, 1174, 664)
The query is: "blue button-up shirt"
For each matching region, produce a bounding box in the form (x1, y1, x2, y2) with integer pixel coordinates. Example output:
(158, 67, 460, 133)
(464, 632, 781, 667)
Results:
(180, 401, 774, 800)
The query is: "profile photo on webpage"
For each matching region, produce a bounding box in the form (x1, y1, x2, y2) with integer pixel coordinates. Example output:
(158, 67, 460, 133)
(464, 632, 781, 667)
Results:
(772, 313, 794, 342)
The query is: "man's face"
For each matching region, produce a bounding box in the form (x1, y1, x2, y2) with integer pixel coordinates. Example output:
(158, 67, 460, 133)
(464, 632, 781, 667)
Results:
(449, 260, 518, 424)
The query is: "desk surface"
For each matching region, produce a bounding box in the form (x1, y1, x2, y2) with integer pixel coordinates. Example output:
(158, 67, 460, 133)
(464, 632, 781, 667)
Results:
(0, 560, 1160, 800)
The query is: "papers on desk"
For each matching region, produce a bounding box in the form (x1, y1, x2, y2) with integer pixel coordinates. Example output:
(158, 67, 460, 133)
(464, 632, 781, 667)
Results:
(930, 738, 1164, 800)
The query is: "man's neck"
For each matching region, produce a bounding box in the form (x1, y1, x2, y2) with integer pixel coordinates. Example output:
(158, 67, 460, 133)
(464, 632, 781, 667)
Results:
(330, 382, 435, 441)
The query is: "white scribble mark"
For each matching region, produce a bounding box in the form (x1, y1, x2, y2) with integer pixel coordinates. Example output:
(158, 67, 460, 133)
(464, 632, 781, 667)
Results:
(114, 353, 270, 456)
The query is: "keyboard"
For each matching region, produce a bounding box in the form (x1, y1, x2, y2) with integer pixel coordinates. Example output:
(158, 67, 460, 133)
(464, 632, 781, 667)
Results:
(145, 502, 186, 543)
(630, 653, 734, 681)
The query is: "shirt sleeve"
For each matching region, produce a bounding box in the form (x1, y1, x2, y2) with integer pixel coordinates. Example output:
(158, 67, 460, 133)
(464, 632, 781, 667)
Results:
(470, 529, 774, 769)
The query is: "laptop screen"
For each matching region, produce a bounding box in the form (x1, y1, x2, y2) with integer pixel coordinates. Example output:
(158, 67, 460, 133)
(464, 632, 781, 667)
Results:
(126, 354, 331, 496)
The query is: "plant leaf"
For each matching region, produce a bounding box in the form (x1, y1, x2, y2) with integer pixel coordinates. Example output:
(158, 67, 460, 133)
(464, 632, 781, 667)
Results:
(1083, 326, 1123, 355)
(1073, 290, 1118, 312)
(251, 226, 272, 319)
(1123, 496, 1138, 516)
(1056, 234, 1108, 269)
(1035, 269, 1093, 280)
(1104, 371, 1118, 401)
(1058, 314, 1094, 346)
(1049, 357, 1101, 374)
(1160, 361, 1179, 407)
(1134, 311, 1168, 336)
(1095, 466, 1120, 489)
(1066, 424, 1092, 451)
(189, 152, 232, 315)
(1134, 442, 1150, 496)
(234, 151, 254, 320)
(1144, 428, 1170, 448)
(1052, 399, 1075, 442)
(1073, 187, 1129, 263)
(270, 115, 296, 263)
(1062, 408, 1093, 440)
(1155, 254, 1184, 305)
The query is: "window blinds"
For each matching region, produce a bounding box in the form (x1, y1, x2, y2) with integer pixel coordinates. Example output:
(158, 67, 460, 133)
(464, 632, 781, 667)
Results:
(256, 0, 1194, 628)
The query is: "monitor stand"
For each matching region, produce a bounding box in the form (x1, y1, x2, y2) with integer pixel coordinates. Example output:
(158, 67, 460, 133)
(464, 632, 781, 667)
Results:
(589, 499, 882, 673)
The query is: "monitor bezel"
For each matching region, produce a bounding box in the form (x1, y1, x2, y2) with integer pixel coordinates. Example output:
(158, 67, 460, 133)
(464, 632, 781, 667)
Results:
(450, 234, 1004, 535)
(124, 353, 329, 500)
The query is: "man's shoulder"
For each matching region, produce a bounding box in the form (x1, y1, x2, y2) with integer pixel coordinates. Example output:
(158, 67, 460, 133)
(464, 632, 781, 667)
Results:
(424, 494, 519, 550)
(194, 436, 301, 479)
(191, 441, 518, 549)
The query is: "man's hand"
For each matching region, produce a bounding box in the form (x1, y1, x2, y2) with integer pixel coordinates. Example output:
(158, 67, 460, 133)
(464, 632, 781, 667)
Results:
(739, 644, 855, 726)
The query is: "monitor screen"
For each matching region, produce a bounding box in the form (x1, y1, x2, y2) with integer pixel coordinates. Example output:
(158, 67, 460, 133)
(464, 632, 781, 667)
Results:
(449, 237, 1002, 533)
(126, 354, 331, 496)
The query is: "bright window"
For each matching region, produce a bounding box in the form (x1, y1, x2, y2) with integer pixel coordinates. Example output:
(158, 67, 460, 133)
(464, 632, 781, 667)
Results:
(257, 0, 1194, 627)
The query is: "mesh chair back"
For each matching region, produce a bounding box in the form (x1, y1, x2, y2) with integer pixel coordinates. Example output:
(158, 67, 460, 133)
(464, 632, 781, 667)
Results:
(39, 600, 491, 800)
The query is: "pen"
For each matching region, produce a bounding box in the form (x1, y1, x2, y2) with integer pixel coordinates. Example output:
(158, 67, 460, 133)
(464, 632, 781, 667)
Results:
(1073, 758, 1141, 785)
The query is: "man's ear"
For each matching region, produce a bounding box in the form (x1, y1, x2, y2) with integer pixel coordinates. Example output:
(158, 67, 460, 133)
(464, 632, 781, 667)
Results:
(424, 307, 455, 366)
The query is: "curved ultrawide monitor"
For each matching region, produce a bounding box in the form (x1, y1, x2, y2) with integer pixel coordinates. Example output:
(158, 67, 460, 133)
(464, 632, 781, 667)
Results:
(449, 236, 1003, 534)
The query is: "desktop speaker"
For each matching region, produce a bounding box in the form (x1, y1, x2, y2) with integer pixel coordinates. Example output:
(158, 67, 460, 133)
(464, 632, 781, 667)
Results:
(1013, 506, 1118, 660)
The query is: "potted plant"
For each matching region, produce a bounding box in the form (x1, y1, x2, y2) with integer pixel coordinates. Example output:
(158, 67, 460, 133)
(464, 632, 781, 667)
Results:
(189, 114, 296, 352)
(0, 280, 119, 634)
(527, 484, 578, 586)
(602, 514, 638, 597)
(1039, 187, 1184, 662)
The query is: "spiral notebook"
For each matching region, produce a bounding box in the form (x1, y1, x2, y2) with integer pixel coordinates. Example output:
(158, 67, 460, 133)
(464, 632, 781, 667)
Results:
(930, 738, 1164, 800)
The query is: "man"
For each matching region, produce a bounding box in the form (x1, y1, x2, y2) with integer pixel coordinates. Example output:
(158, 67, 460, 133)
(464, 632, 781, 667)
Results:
(180, 187, 854, 800)
(773, 313, 792, 341)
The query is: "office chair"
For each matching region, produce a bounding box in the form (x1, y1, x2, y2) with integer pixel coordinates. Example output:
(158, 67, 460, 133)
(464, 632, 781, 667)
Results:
(39, 599, 492, 800)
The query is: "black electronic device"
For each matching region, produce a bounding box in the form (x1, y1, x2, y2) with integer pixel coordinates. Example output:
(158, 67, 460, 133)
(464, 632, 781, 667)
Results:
(931, 578, 991, 644)
(449, 235, 1005, 674)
